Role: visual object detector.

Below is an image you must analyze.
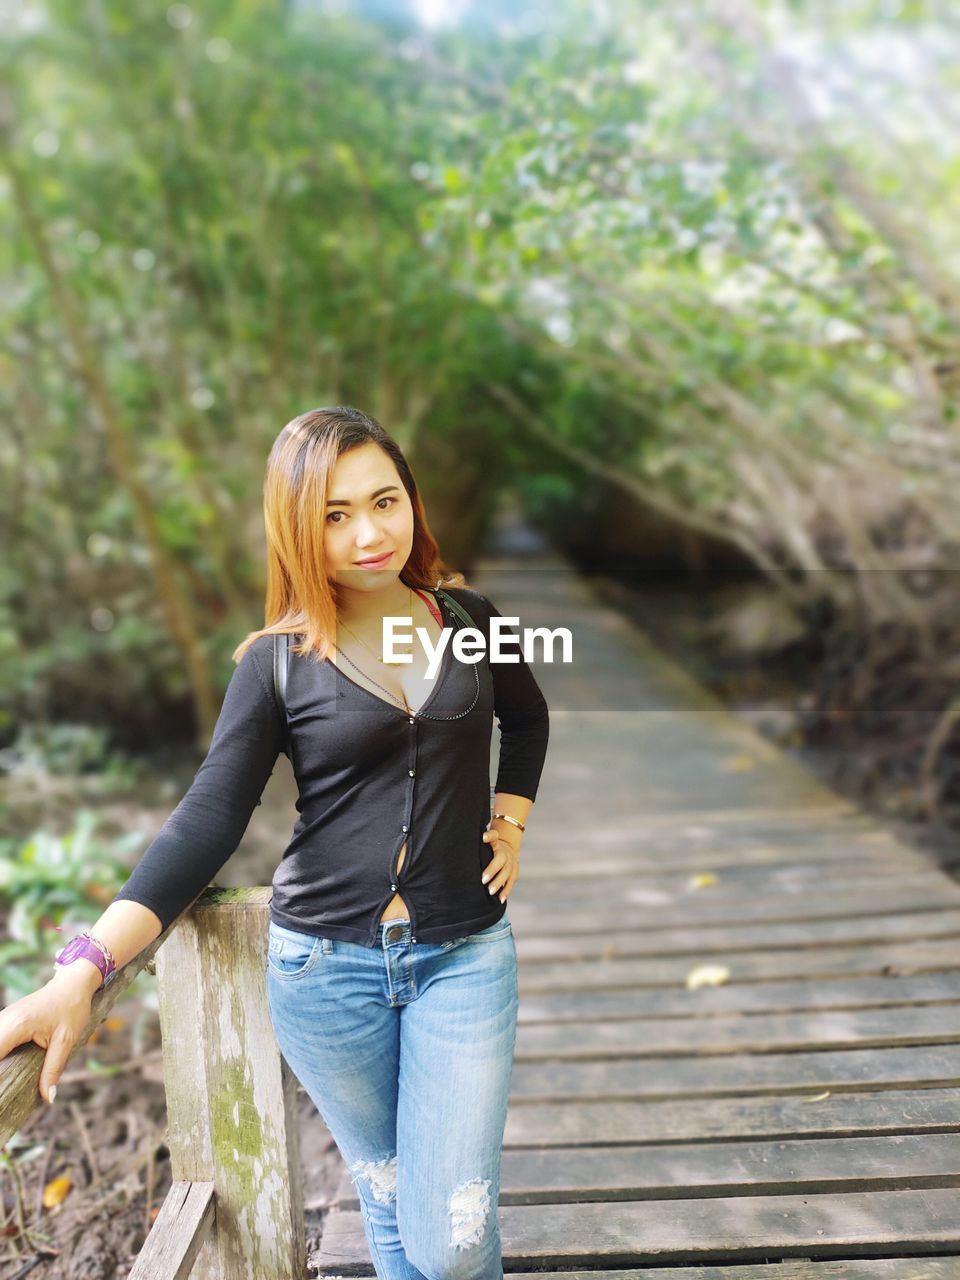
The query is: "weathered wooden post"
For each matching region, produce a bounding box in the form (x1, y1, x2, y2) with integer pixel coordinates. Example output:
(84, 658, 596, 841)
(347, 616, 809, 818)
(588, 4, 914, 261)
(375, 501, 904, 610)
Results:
(154, 886, 306, 1280)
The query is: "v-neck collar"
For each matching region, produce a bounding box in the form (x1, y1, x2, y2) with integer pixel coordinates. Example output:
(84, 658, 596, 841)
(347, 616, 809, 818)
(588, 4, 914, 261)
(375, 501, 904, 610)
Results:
(322, 588, 454, 718)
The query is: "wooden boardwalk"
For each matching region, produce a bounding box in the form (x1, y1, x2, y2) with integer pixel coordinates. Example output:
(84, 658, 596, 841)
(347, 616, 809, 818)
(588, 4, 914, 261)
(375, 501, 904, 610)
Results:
(311, 555, 960, 1276)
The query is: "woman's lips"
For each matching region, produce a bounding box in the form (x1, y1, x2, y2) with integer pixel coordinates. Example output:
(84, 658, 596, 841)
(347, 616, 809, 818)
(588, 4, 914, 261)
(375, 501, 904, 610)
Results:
(354, 551, 393, 569)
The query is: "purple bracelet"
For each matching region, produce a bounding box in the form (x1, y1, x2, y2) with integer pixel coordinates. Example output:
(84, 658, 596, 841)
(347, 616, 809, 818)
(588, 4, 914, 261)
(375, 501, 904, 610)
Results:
(54, 931, 117, 990)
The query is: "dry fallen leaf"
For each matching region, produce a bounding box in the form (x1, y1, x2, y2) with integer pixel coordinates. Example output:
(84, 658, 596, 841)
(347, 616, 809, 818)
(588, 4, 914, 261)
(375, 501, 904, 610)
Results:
(103, 1016, 125, 1032)
(685, 963, 730, 990)
(689, 872, 718, 889)
(42, 1175, 72, 1209)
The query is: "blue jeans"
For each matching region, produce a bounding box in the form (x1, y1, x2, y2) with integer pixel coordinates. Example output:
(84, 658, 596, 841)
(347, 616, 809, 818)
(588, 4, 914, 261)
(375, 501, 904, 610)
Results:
(265, 913, 518, 1280)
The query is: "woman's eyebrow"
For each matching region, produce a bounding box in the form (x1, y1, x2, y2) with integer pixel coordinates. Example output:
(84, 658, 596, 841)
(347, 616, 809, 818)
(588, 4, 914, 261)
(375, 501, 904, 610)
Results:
(326, 484, 401, 508)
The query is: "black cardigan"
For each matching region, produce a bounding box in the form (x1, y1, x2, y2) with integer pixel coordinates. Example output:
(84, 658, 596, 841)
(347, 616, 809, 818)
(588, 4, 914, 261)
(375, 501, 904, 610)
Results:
(110, 587, 549, 946)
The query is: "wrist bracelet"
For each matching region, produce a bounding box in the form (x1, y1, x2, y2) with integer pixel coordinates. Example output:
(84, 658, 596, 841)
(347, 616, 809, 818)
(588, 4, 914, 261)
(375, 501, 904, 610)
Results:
(54, 930, 117, 990)
(490, 812, 526, 833)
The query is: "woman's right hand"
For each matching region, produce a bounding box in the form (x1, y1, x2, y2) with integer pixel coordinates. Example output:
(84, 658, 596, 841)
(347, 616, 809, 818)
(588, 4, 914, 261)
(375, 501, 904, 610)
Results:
(0, 966, 99, 1105)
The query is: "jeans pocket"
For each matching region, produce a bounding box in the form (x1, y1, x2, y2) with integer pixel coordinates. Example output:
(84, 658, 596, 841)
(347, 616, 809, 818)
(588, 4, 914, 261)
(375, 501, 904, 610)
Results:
(440, 916, 512, 950)
(470, 918, 513, 943)
(267, 923, 323, 978)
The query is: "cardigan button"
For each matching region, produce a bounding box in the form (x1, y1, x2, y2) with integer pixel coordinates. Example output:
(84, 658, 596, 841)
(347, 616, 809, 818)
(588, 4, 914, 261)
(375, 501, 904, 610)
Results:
(401, 825, 408, 832)
(409, 769, 415, 776)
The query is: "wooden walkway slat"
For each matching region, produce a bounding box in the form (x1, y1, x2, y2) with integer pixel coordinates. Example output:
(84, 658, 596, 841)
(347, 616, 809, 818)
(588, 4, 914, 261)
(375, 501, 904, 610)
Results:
(503, 1087, 960, 1146)
(519, 971, 960, 1018)
(513, 1004, 960, 1059)
(334, 1131, 960, 1208)
(515, 936, 960, 988)
(507, 1055, 960, 1106)
(507, 890, 960, 933)
(309, 559, 960, 1275)
(514, 910, 960, 963)
(321, 1188, 960, 1267)
(520, 868, 953, 899)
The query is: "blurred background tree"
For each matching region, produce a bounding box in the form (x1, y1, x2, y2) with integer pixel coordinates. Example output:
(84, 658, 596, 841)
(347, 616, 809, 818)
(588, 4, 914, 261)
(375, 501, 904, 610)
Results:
(2, 0, 960, 810)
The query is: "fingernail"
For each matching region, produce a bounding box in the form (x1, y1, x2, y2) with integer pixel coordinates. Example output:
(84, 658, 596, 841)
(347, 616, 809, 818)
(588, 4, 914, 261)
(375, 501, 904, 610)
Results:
(481, 875, 488, 884)
(48, 1085, 57, 1105)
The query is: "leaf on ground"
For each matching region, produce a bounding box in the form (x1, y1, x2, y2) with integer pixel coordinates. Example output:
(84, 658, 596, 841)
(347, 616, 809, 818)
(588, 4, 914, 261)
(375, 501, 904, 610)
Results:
(685, 963, 730, 989)
(689, 872, 718, 888)
(42, 1174, 72, 1208)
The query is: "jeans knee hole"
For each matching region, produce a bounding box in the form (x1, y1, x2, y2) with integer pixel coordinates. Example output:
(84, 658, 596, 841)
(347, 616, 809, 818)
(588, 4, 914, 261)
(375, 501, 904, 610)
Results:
(448, 1177, 492, 1251)
(350, 1153, 398, 1205)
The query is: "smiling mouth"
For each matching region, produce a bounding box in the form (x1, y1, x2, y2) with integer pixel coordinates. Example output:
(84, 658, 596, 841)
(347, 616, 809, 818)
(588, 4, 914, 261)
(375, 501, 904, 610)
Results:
(355, 551, 393, 565)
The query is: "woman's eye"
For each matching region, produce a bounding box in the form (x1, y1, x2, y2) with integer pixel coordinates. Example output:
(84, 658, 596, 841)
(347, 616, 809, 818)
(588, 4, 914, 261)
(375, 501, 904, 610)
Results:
(327, 496, 396, 525)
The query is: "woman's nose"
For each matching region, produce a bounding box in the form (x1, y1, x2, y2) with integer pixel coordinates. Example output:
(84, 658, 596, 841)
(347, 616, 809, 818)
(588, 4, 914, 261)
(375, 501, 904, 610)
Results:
(355, 515, 383, 546)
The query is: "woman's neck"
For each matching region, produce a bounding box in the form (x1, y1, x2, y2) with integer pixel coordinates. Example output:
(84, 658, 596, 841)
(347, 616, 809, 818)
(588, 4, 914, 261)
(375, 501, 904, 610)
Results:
(336, 578, 417, 630)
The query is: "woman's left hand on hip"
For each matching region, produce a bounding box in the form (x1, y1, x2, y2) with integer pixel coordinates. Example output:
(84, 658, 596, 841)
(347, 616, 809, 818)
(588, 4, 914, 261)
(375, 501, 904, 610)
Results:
(481, 826, 521, 903)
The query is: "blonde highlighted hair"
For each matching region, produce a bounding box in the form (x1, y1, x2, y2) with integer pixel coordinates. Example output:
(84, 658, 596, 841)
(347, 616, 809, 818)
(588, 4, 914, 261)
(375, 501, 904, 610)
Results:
(233, 406, 464, 665)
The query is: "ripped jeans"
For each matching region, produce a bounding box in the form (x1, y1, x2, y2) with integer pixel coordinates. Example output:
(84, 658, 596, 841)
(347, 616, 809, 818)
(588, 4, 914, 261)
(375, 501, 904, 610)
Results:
(265, 913, 518, 1280)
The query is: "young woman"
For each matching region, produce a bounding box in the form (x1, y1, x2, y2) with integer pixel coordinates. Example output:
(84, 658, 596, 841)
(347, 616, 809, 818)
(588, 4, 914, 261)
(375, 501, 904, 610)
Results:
(0, 406, 550, 1280)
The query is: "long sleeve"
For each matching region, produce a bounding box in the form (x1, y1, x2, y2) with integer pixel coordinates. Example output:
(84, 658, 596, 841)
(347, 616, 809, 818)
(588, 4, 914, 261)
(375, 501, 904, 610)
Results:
(110, 640, 284, 933)
(476, 591, 550, 803)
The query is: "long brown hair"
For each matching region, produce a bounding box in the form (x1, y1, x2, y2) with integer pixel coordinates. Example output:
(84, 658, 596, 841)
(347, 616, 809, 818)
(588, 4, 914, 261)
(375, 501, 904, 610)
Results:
(233, 406, 464, 664)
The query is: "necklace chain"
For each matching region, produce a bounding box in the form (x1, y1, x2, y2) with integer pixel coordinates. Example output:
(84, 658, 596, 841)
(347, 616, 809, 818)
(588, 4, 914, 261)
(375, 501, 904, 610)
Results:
(339, 586, 415, 669)
(331, 589, 480, 720)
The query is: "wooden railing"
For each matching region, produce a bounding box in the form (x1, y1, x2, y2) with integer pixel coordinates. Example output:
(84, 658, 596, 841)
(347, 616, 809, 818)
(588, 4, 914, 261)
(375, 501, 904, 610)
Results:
(0, 887, 308, 1280)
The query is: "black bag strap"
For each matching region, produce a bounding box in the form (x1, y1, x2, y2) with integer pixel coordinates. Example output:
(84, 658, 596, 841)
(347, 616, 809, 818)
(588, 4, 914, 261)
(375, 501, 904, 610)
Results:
(273, 633, 290, 756)
(270, 588, 481, 747)
(434, 586, 480, 632)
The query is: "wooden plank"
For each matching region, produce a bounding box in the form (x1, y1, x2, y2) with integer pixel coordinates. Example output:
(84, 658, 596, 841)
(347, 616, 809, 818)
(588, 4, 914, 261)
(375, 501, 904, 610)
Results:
(127, 1181, 214, 1280)
(514, 911, 960, 967)
(514, 1004, 960, 1061)
(526, 849, 934, 874)
(509, 1047, 960, 1105)
(521, 854, 938, 881)
(512, 870, 953, 907)
(532, 802, 867, 829)
(501, 1132, 960, 1202)
(319, 1189, 960, 1267)
(314, 1257, 960, 1280)
(504, 1087, 960, 1145)
(333, 1132, 960, 1210)
(517, 937, 960, 990)
(507, 888, 960, 934)
(156, 888, 306, 1280)
(519, 971, 960, 1021)
(496, 1263, 960, 1280)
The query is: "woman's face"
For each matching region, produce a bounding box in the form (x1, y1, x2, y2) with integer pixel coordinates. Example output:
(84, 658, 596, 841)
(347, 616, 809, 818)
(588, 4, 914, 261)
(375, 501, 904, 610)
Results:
(324, 442, 415, 593)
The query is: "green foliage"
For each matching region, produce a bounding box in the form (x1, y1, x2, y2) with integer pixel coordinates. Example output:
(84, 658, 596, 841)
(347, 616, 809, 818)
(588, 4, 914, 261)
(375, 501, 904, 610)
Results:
(0, 810, 143, 1002)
